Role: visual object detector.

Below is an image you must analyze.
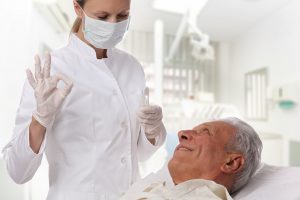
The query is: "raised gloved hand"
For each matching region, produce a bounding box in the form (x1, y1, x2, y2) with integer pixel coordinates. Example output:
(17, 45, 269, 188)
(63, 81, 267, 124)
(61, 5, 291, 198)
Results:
(137, 105, 165, 139)
(26, 53, 73, 128)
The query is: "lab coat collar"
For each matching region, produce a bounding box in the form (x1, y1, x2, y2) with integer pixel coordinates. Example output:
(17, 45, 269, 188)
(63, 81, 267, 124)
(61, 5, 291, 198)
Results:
(68, 33, 112, 61)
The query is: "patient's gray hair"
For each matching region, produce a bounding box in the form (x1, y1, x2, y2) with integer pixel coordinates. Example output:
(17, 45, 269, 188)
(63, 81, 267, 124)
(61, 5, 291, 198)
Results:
(220, 117, 262, 194)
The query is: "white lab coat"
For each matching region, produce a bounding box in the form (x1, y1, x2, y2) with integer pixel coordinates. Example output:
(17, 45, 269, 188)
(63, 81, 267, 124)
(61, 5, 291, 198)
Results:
(2, 34, 166, 200)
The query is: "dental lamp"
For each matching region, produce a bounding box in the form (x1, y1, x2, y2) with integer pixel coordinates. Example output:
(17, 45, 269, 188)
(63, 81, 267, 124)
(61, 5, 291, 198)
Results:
(155, 0, 214, 62)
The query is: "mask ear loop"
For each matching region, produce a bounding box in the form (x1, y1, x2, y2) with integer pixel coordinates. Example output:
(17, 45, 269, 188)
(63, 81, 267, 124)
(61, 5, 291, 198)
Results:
(126, 16, 131, 31)
(81, 11, 86, 33)
(80, 8, 89, 33)
(74, 1, 87, 32)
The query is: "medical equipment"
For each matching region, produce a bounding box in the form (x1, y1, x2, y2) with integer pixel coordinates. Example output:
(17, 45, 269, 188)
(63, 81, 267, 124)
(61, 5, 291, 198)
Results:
(164, 2, 214, 62)
(144, 87, 150, 105)
(139, 87, 166, 139)
(26, 53, 73, 128)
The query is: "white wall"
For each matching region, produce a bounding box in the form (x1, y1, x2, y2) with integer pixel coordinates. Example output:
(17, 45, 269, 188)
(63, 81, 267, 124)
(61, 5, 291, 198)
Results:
(216, 43, 230, 103)
(218, 0, 300, 165)
(0, 0, 68, 143)
(0, 0, 69, 199)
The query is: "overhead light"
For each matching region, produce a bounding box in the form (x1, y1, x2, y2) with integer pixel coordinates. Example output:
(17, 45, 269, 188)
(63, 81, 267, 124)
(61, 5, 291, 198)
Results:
(190, 33, 214, 61)
(156, 0, 214, 61)
(153, 0, 208, 14)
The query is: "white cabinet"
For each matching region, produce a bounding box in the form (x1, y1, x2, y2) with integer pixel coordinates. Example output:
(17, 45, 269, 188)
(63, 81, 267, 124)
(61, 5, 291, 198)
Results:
(259, 132, 300, 167)
(259, 133, 285, 166)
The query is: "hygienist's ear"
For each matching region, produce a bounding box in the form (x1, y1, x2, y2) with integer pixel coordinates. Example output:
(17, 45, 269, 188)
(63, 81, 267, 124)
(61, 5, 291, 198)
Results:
(73, 0, 84, 19)
(221, 153, 245, 174)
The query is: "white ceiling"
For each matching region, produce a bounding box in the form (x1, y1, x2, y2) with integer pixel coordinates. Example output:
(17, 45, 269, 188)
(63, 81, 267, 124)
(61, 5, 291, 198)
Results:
(129, 0, 294, 42)
(61, 0, 294, 42)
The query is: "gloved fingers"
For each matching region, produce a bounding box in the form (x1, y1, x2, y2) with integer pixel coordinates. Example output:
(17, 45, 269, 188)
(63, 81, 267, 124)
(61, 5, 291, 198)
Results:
(41, 79, 57, 96)
(26, 68, 37, 89)
(137, 107, 163, 120)
(138, 105, 162, 115)
(145, 128, 160, 138)
(43, 52, 51, 79)
(60, 82, 73, 97)
(139, 120, 157, 126)
(50, 73, 69, 86)
(49, 74, 61, 88)
(34, 55, 43, 80)
(139, 118, 163, 127)
(55, 73, 73, 97)
(143, 123, 163, 139)
(137, 106, 163, 128)
(49, 73, 73, 97)
(148, 123, 163, 132)
(138, 113, 163, 122)
(52, 89, 67, 105)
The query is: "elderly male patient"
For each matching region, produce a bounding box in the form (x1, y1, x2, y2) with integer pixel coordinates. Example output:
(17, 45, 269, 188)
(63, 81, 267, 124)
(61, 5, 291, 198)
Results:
(121, 117, 262, 200)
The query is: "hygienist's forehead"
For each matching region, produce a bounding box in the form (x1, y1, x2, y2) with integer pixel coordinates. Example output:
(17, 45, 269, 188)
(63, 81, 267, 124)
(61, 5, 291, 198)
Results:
(82, 0, 131, 11)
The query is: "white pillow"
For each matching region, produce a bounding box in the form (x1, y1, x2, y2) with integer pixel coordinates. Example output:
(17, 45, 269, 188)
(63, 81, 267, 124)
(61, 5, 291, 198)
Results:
(233, 163, 300, 200)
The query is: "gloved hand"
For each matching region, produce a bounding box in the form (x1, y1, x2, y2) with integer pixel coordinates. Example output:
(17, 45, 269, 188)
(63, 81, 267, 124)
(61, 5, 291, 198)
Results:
(137, 105, 165, 139)
(26, 53, 73, 128)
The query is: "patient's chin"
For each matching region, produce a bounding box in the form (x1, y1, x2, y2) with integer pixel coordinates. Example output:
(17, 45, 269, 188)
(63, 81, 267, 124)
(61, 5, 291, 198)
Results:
(173, 148, 191, 158)
(169, 152, 192, 166)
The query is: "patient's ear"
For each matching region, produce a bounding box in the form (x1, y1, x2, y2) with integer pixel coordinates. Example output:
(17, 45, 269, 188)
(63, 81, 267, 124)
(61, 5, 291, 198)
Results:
(221, 153, 245, 174)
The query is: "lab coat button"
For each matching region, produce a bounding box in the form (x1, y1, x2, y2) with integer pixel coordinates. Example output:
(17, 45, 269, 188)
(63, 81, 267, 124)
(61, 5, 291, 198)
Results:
(121, 121, 128, 129)
(121, 157, 126, 164)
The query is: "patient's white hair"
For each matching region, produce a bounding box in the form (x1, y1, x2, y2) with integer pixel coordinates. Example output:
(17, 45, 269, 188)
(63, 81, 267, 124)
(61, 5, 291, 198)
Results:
(220, 117, 262, 194)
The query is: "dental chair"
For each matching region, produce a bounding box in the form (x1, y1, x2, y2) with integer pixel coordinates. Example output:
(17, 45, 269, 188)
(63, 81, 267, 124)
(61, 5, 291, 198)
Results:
(233, 163, 300, 200)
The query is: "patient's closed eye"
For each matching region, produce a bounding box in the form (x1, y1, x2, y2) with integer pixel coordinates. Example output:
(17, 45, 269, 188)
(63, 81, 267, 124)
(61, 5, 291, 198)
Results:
(196, 128, 211, 136)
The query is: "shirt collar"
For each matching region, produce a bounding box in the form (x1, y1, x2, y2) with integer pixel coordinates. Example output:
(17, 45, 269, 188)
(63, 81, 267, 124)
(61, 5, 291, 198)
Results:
(68, 33, 112, 61)
(156, 164, 175, 188)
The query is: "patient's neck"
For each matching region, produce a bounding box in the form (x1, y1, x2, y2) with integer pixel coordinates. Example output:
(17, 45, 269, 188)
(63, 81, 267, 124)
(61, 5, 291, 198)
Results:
(168, 161, 233, 191)
(168, 162, 190, 185)
(168, 161, 214, 185)
(214, 174, 233, 192)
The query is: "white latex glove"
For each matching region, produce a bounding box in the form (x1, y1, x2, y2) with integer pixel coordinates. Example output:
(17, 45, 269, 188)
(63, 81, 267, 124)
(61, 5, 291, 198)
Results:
(26, 53, 73, 128)
(137, 105, 164, 139)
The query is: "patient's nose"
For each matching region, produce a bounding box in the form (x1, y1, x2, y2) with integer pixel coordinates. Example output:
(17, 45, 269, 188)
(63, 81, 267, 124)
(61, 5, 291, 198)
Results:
(178, 130, 194, 141)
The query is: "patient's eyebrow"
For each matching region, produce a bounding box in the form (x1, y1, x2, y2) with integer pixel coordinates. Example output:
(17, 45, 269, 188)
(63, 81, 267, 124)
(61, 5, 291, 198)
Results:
(202, 124, 216, 136)
(192, 124, 213, 136)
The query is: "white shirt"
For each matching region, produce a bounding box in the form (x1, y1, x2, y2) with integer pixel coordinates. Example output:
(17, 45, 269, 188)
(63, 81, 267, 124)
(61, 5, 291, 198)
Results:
(2, 34, 166, 200)
(121, 165, 232, 200)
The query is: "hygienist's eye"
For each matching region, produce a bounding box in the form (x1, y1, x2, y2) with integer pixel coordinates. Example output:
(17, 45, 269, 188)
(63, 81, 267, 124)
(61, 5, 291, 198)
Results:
(97, 15, 108, 20)
(117, 14, 129, 20)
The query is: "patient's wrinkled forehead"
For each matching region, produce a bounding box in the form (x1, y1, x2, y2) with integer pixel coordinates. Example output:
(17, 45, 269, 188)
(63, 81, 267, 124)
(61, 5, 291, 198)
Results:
(193, 121, 236, 140)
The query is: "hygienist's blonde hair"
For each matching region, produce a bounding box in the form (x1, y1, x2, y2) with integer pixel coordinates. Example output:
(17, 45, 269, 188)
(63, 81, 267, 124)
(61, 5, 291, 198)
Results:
(71, 0, 86, 33)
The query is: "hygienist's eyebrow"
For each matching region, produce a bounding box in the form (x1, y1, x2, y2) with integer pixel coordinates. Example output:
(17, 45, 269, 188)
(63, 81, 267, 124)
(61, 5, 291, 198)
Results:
(121, 9, 130, 14)
(94, 11, 109, 15)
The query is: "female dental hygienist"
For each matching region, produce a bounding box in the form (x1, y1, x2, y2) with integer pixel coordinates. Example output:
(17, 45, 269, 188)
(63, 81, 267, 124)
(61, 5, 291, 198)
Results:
(2, 0, 167, 199)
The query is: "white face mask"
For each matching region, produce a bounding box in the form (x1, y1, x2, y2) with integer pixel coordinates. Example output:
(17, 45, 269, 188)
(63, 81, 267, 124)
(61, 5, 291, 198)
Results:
(82, 12, 130, 49)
